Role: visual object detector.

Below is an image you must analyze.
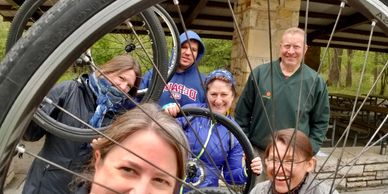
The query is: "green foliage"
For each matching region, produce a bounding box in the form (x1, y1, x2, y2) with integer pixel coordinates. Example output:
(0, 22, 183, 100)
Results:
(89, 34, 233, 75)
(0, 16, 10, 60)
(90, 34, 124, 65)
(321, 48, 388, 96)
(198, 38, 232, 74)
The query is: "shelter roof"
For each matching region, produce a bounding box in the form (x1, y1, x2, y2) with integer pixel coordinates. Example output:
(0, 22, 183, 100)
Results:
(1, 0, 388, 52)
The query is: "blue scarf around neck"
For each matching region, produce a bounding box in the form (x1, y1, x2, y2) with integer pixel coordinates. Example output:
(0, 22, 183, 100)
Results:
(88, 72, 127, 128)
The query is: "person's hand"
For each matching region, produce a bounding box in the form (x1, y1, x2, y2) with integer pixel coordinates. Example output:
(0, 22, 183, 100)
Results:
(163, 103, 180, 117)
(250, 156, 262, 176)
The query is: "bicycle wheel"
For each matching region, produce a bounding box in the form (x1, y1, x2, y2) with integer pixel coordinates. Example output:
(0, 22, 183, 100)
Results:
(5, 0, 48, 52)
(0, 0, 165, 188)
(153, 4, 180, 82)
(4, 0, 181, 142)
(179, 107, 256, 194)
(5, 0, 170, 102)
(6, 0, 180, 85)
(4, 3, 168, 142)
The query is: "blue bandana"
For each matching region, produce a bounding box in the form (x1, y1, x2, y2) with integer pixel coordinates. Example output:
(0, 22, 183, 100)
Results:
(88, 72, 127, 128)
(204, 69, 236, 87)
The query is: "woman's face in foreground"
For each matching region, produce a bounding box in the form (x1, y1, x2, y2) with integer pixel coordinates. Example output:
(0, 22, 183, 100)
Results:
(265, 141, 315, 193)
(91, 129, 178, 194)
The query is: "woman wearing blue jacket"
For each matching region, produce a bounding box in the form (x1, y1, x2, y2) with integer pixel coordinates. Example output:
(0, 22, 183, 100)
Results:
(140, 30, 206, 106)
(164, 69, 262, 192)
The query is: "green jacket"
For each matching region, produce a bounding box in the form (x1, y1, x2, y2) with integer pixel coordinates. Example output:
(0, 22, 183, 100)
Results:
(235, 59, 330, 154)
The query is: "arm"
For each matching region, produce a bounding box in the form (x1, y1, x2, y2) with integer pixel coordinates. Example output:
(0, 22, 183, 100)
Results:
(23, 81, 73, 141)
(234, 72, 256, 136)
(222, 138, 263, 185)
(309, 77, 330, 154)
(223, 138, 247, 185)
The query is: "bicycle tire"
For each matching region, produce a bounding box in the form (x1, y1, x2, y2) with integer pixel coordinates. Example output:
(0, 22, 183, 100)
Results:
(4, 2, 168, 142)
(5, 0, 167, 102)
(0, 0, 164, 188)
(153, 4, 180, 82)
(5, 0, 46, 52)
(179, 107, 256, 194)
(4, 0, 176, 142)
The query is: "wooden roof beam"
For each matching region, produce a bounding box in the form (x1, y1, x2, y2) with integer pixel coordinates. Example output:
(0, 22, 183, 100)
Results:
(307, 0, 344, 6)
(183, 0, 208, 29)
(306, 12, 368, 44)
(0, 5, 15, 10)
(299, 10, 338, 19)
(310, 42, 388, 53)
(314, 36, 388, 47)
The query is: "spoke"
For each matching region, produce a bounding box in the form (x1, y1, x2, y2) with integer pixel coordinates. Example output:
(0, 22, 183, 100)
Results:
(5, 0, 388, 193)
(329, 19, 376, 193)
(40, 96, 205, 192)
(226, 0, 273, 132)
(15, 144, 121, 194)
(307, 57, 388, 191)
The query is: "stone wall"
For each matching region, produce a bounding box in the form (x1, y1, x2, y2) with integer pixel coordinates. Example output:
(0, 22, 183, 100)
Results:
(316, 146, 388, 192)
(231, 0, 301, 97)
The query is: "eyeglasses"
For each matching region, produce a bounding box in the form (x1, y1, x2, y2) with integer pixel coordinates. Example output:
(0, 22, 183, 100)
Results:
(265, 158, 307, 167)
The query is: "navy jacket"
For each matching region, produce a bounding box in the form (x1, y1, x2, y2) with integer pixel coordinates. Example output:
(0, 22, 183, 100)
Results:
(22, 74, 116, 194)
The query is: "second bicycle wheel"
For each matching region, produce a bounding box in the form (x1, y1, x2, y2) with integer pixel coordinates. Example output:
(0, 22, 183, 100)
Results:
(178, 107, 256, 194)
(0, 0, 165, 188)
(5, 3, 169, 142)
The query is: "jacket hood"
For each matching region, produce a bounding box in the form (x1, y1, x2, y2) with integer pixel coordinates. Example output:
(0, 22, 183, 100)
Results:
(179, 30, 205, 63)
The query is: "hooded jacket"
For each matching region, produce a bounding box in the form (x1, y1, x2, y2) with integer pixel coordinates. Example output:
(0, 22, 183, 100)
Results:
(140, 30, 206, 106)
(178, 103, 247, 192)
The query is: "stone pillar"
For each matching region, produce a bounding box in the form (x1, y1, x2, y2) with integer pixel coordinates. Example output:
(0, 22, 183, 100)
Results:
(230, 0, 302, 98)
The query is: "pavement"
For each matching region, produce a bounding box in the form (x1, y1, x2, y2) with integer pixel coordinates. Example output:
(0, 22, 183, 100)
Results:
(3, 139, 388, 194)
(4, 139, 44, 194)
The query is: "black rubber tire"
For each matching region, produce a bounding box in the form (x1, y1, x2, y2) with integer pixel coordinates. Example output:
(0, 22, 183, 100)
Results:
(4, 1, 168, 142)
(139, 7, 169, 102)
(153, 4, 180, 82)
(0, 0, 164, 189)
(5, 0, 46, 52)
(179, 107, 256, 194)
(5, 0, 167, 102)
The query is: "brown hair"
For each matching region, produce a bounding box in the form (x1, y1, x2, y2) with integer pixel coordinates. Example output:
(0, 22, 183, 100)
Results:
(89, 103, 189, 192)
(96, 55, 141, 96)
(264, 128, 313, 160)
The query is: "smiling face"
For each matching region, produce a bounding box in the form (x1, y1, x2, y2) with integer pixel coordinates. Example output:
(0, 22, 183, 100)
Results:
(91, 129, 178, 194)
(178, 40, 199, 72)
(279, 31, 307, 69)
(265, 141, 315, 193)
(105, 69, 137, 93)
(206, 79, 235, 115)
